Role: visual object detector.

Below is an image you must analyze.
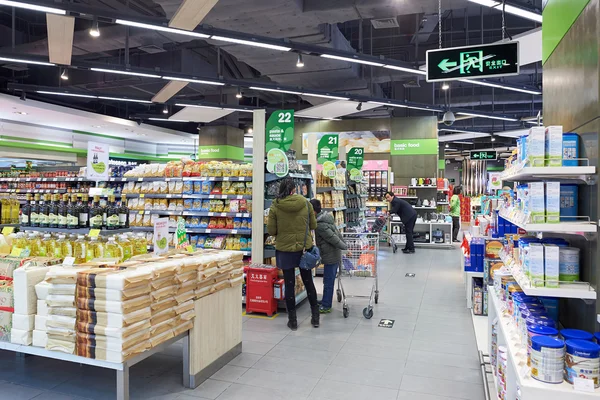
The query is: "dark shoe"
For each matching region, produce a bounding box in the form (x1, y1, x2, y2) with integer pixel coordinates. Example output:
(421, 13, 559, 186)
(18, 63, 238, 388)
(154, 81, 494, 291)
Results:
(287, 310, 298, 331)
(311, 305, 320, 328)
(319, 306, 332, 314)
(453, 239, 461, 243)
(402, 248, 415, 254)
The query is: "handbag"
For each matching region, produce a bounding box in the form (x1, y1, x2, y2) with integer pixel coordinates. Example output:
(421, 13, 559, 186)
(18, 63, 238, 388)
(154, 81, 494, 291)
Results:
(299, 201, 321, 270)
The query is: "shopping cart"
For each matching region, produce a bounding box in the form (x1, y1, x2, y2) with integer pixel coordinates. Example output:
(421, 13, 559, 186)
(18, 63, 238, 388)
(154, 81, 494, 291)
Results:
(336, 232, 379, 319)
(370, 214, 398, 253)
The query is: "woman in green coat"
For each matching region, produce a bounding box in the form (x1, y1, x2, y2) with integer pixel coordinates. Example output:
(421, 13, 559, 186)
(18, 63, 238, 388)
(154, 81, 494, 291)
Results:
(267, 178, 319, 331)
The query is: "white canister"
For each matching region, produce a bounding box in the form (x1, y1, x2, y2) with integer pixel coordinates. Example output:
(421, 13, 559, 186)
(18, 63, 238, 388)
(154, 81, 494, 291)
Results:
(530, 336, 565, 384)
(565, 339, 600, 387)
(559, 247, 580, 282)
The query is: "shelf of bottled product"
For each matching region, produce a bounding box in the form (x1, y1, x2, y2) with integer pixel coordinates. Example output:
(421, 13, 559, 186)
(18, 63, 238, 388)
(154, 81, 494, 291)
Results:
(0, 189, 69, 194)
(0, 177, 91, 182)
(21, 226, 131, 235)
(130, 226, 252, 236)
(98, 193, 252, 200)
(498, 208, 597, 233)
(108, 176, 253, 182)
(489, 290, 600, 399)
(498, 249, 596, 300)
(130, 210, 252, 218)
(500, 164, 596, 183)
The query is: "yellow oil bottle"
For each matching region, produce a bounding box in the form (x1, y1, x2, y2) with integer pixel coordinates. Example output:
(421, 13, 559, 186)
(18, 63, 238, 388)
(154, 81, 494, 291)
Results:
(25, 233, 39, 256)
(104, 237, 123, 261)
(42, 234, 56, 258)
(10, 194, 19, 224)
(13, 232, 28, 251)
(0, 195, 9, 224)
(117, 234, 133, 261)
(74, 235, 87, 264)
(58, 234, 73, 258)
(132, 233, 148, 256)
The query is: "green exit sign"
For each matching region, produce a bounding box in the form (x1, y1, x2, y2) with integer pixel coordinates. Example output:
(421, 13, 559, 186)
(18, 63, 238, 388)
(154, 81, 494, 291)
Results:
(426, 42, 519, 82)
(470, 151, 497, 160)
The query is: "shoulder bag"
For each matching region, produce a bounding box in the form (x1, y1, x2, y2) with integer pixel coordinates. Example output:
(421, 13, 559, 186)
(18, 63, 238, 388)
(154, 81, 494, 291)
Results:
(299, 201, 321, 270)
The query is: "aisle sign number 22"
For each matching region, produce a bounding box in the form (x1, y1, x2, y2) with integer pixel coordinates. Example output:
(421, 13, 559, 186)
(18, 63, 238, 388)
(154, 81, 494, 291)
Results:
(266, 109, 294, 178)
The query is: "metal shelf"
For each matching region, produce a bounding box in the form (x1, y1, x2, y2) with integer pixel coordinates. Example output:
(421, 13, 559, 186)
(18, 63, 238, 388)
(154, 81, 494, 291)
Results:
(110, 176, 252, 182)
(181, 211, 251, 218)
(499, 250, 596, 300)
(0, 177, 90, 182)
(323, 206, 347, 212)
(21, 226, 130, 235)
(408, 185, 438, 189)
(185, 228, 252, 235)
(500, 165, 596, 183)
(499, 209, 597, 233)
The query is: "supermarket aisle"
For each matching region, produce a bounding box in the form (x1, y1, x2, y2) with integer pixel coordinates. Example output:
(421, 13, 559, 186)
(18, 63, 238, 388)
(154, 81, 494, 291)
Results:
(0, 247, 483, 400)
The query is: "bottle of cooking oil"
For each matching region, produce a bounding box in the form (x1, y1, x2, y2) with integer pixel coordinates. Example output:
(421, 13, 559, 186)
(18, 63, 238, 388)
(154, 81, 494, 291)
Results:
(25, 233, 39, 256)
(0, 195, 9, 224)
(104, 237, 123, 261)
(74, 235, 87, 264)
(13, 232, 28, 251)
(42, 234, 55, 258)
(117, 234, 133, 261)
(132, 233, 148, 256)
(86, 236, 101, 261)
(58, 234, 73, 258)
(10, 194, 19, 224)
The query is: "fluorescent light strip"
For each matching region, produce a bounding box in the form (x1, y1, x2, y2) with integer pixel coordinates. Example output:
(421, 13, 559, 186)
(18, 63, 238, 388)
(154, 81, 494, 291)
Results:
(457, 112, 518, 122)
(0, 57, 54, 66)
(162, 76, 224, 86)
(0, 0, 66, 15)
(174, 103, 223, 110)
(406, 105, 439, 112)
(459, 79, 541, 95)
(302, 93, 350, 101)
(148, 118, 191, 122)
(249, 86, 303, 95)
(211, 36, 291, 52)
(115, 19, 210, 39)
(440, 129, 490, 135)
(36, 90, 97, 99)
(90, 68, 162, 79)
(296, 115, 341, 121)
(454, 141, 474, 145)
(383, 65, 427, 75)
(98, 96, 152, 104)
(37, 143, 72, 148)
(320, 54, 384, 67)
(467, 0, 498, 6)
(467, 0, 542, 23)
(368, 101, 407, 108)
(223, 108, 254, 113)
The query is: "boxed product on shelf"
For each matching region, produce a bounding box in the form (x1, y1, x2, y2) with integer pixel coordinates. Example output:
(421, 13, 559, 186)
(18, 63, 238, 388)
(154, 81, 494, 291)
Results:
(485, 239, 503, 259)
(545, 126, 563, 167)
(527, 127, 545, 167)
(528, 182, 545, 223)
(545, 182, 560, 223)
(562, 132, 579, 166)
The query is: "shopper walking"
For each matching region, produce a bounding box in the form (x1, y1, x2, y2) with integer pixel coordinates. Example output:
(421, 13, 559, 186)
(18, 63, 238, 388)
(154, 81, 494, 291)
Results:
(450, 186, 462, 243)
(385, 191, 417, 254)
(267, 178, 320, 331)
(309, 199, 347, 314)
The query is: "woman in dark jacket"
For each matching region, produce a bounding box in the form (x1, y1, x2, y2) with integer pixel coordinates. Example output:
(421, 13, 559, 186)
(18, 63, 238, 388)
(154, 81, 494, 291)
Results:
(267, 178, 319, 331)
(310, 199, 347, 314)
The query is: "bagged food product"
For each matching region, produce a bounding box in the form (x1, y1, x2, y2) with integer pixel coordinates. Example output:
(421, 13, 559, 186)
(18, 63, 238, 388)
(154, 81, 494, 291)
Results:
(176, 270, 197, 284)
(13, 264, 50, 314)
(10, 328, 32, 345)
(77, 318, 150, 339)
(150, 318, 176, 337)
(0, 258, 22, 279)
(46, 315, 76, 330)
(77, 307, 151, 328)
(76, 339, 149, 362)
(12, 313, 34, 331)
(46, 336, 75, 354)
(150, 307, 176, 326)
(37, 299, 48, 316)
(151, 286, 177, 302)
(77, 268, 152, 289)
(46, 326, 76, 339)
(182, 181, 193, 194)
(47, 307, 77, 318)
(76, 295, 151, 314)
(32, 330, 47, 348)
(0, 279, 14, 309)
(175, 300, 194, 315)
(151, 296, 177, 314)
(0, 308, 12, 342)
(195, 285, 212, 299)
(173, 320, 194, 337)
(76, 329, 150, 353)
(175, 289, 195, 305)
(150, 328, 174, 348)
(45, 266, 89, 284)
(46, 295, 75, 308)
(47, 283, 76, 296)
(76, 284, 151, 302)
(151, 276, 175, 290)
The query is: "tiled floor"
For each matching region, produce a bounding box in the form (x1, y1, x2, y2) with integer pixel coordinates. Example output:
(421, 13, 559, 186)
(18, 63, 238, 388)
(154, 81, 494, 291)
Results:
(0, 246, 484, 400)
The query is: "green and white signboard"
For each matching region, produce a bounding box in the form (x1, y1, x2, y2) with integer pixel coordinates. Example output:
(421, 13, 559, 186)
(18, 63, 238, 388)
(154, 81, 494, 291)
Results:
(347, 147, 364, 181)
(426, 42, 519, 82)
(391, 139, 438, 155)
(317, 134, 339, 177)
(265, 110, 294, 177)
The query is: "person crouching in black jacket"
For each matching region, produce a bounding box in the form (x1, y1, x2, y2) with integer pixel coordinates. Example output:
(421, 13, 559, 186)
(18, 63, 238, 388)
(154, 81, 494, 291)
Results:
(385, 191, 417, 254)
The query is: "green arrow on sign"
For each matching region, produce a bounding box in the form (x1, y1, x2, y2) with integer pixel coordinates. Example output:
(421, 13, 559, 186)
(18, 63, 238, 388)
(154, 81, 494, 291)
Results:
(438, 59, 458, 71)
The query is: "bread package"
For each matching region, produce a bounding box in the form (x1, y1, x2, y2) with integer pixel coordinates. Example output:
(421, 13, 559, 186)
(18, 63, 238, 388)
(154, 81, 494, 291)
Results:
(76, 284, 151, 301)
(47, 307, 77, 318)
(77, 268, 152, 289)
(77, 307, 151, 328)
(150, 307, 176, 326)
(76, 295, 151, 314)
(76, 319, 150, 339)
(151, 297, 177, 314)
(76, 329, 150, 353)
(37, 299, 48, 316)
(46, 336, 75, 354)
(34, 315, 47, 331)
(175, 300, 194, 315)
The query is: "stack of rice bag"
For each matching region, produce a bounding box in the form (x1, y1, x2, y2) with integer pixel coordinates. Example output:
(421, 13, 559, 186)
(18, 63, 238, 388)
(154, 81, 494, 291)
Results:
(196, 252, 244, 299)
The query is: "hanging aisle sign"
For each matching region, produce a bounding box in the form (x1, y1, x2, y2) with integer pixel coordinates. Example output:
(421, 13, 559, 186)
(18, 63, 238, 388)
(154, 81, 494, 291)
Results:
(317, 134, 339, 177)
(426, 42, 519, 82)
(347, 147, 364, 181)
(86, 141, 109, 181)
(265, 110, 294, 177)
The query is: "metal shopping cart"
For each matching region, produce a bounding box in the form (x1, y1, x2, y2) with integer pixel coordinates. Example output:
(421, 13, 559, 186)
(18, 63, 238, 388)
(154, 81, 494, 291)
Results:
(336, 232, 380, 319)
(370, 214, 398, 253)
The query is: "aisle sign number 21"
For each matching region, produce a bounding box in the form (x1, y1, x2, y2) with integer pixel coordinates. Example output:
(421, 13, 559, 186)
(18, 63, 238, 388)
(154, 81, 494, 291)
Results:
(317, 133, 339, 178)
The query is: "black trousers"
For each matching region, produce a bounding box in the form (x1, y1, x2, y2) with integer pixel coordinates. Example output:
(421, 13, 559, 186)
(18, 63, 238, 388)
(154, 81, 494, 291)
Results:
(452, 216, 461, 241)
(404, 214, 417, 251)
(282, 267, 318, 314)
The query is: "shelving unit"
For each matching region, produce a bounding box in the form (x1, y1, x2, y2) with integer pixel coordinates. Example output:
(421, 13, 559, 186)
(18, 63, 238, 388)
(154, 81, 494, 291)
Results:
(489, 291, 600, 399)
(22, 226, 131, 235)
(499, 208, 597, 233)
(498, 249, 596, 300)
(501, 165, 596, 183)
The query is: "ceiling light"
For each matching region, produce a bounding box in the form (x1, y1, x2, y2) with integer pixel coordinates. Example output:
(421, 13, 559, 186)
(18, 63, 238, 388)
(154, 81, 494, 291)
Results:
(383, 65, 427, 75)
(247, 128, 253, 134)
(467, 0, 542, 23)
(321, 54, 385, 67)
(441, 82, 450, 90)
(174, 103, 223, 109)
(0, 0, 66, 15)
(459, 79, 542, 95)
(162, 105, 169, 114)
(98, 96, 152, 104)
(89, 20, 100, 38)
(368, 101, 407, 108)
(162, 76, 224, 86)
(296, 54, 304, 68)
(457, 112, 518, 122)
(13, 111, 27, 115)
(491, 137, 496, 142)
(60, 69, 69, 81)
(301, 93, 350, 101)
(115, 19, 210, 39)
(454, 141, 474, 145)
(236, 90, 242, 99)
(445, 144, 449, 148)
(249, 86, 303, 95)
(223, 108, 254, 113)
(356, 102, 363, 111)
(0, 56, 54, 66)
(91, 68, 162, 79)
(467, 0, 498, 6)
(211, 36, 291, 52)
(36, 90, 97, 99)
(148, 118, 191, 122)
(296, 115, 342, 121)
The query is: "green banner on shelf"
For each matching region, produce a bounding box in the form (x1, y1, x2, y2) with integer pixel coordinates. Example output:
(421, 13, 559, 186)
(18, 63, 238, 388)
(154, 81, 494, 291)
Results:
(197, 145, 244, 160)
(347, 147, 364, 181)
(266, 110, 294, 152)
(317, 134, 339, 177)
(438, 159, 445, 170)
(391, 139, 438, 155)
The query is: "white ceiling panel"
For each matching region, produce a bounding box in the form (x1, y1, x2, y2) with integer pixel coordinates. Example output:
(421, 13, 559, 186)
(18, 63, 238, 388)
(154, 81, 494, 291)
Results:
(152, 80, 189, 103)
(169, 0, 220, 30)
(171, 106, 234, 122)
(296, 100, 380, 119)
(46, 14, 75, 65)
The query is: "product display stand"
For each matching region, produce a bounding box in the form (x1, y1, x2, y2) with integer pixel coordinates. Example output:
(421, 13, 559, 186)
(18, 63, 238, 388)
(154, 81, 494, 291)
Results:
(0, 331, 190, 400)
